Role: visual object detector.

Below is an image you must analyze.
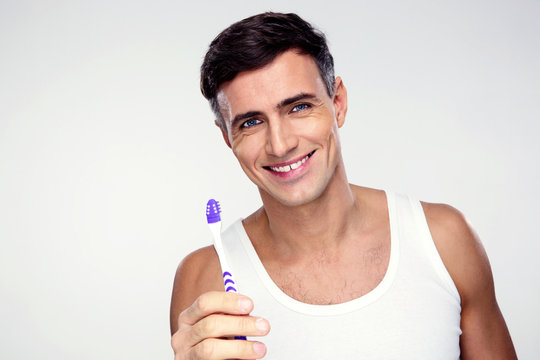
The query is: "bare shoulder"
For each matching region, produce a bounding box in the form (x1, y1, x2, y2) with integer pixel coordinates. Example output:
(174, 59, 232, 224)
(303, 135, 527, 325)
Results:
(421, 201, 517, 358)
(169, 245, 223, 334)
(420, 201, 491, 303)
(421, 201, 475, 241)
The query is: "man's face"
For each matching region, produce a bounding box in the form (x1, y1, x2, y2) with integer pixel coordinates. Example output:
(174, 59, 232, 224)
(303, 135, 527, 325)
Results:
(217, 50, 347, 207)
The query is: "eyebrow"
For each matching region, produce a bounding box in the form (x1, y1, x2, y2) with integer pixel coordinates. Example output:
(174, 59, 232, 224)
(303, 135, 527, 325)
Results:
(230, 93, 318, 129)
(277, 93, 317, 109)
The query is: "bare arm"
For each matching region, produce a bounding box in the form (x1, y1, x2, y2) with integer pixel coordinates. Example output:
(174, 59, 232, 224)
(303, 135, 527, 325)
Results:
(423, 203, 517, 359)
(170, 246, 223, 335)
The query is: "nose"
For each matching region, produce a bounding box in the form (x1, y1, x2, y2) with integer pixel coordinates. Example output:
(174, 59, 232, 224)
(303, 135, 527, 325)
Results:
(265, 118, 298, 158)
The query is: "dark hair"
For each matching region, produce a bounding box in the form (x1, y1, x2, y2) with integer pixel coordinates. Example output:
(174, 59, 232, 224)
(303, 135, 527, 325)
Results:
(200, 12, 335, 130)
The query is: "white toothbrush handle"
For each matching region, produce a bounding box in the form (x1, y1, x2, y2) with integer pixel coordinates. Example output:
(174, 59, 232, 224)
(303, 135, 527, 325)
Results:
(208, 221, 238, 293)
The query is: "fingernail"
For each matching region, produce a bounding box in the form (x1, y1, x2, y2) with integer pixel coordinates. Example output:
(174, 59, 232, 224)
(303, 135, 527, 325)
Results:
(238, 297, 252, 312)
(253, 342, 266, 356)
(256, 318, 269, 333)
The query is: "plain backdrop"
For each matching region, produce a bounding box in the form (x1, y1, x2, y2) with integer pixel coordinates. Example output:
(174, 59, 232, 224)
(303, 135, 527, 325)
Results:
(1, 0, 539, 358)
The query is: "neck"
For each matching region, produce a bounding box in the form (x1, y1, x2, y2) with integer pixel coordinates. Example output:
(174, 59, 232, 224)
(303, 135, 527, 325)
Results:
(256, 161, 362, 257)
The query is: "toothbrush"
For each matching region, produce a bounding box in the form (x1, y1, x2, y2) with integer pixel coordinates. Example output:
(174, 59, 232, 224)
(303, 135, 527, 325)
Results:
(206, 199, 247, 340)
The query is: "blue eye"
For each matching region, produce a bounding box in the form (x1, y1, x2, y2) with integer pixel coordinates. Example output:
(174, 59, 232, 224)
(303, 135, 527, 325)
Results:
(242, 119, 261, 128)
(292, 103, 310, 112)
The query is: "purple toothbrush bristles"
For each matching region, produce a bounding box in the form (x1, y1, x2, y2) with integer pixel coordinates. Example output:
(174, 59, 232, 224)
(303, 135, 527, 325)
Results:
(206, 199, 221, 224)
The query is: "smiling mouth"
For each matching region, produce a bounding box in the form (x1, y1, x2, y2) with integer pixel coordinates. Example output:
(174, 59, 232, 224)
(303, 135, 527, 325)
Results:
(264, 151, 315, 173)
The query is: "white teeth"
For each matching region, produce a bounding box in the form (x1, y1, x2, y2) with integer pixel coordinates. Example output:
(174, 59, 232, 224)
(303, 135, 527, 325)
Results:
(269, 153, 311, 173)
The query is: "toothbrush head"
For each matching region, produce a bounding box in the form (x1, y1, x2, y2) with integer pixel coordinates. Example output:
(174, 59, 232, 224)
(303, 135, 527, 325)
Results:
(206, 199, 222, 224)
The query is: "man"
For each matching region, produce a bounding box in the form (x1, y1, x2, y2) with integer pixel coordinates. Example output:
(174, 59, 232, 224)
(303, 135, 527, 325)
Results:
(170, 12, 516, 359)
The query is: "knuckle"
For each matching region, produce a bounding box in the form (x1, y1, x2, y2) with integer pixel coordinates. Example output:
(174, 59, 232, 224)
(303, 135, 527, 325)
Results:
(190, 323, 204, 340)
(171, 331, 190, 358)
(200, 315, 219, 335)
(171, 333, 180, 350)
(195, 293, 212, 313)
(235, 316, 251, 332)
(195, 339, 217, 359)
(178, 308, 188, 323)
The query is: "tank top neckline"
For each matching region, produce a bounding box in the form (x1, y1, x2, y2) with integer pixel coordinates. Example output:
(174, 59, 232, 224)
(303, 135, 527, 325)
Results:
(233, 190, 400, 316)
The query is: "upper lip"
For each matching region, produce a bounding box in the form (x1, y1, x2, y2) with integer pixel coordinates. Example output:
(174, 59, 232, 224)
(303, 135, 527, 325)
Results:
(263, 150, 315, 168)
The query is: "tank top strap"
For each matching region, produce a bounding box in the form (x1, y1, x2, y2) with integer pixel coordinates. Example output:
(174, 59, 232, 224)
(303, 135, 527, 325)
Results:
(392, 192, 461, 303)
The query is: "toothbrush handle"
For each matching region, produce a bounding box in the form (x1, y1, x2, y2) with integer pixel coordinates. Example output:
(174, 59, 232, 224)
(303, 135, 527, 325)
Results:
(222, 271, 238, 292)
(208, 221, 247, 340)
(221, 271, 247, 340)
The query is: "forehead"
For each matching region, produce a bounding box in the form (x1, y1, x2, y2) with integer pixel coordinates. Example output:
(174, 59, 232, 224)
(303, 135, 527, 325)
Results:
(217, 50, 327, 121)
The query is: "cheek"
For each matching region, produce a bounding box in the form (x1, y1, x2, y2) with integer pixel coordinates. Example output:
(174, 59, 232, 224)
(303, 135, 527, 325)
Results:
(298, 117, 336, 144)
(232, 135, 262, 165)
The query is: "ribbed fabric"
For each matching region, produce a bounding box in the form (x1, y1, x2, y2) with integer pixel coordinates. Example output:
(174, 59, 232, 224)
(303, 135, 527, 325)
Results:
(219, 191, 462, 359)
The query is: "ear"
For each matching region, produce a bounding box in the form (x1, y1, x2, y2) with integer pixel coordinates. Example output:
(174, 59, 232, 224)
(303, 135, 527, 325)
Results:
(333, 76, 348, 128)
(216, 120, 232, 148)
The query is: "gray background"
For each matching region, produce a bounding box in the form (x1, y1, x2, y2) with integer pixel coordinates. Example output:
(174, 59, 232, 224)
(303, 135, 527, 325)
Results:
(1, 0, 538, 358)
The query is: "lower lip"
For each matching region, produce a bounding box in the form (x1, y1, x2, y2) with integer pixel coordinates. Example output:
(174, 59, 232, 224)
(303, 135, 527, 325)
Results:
(265, 152, 314, 179)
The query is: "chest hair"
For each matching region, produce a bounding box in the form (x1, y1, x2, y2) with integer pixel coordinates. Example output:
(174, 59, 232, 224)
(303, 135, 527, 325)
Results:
(267, 243, 390, 305)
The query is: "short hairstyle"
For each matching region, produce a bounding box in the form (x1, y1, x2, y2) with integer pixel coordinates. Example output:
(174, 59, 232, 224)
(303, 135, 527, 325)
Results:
(200, 12, 335, 130)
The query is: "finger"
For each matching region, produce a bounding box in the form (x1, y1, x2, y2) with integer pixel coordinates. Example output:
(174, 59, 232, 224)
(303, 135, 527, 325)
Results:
(191, 338, 267, 360)
(189, 314, 270, 345)
(171, 316, 269, 357)
(179, 291, 253, 330)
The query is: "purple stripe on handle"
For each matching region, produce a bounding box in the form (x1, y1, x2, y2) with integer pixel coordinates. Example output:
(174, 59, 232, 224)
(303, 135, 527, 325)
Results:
(224, 279, 235, 286)
(222, 271, 232, 278)
(225, 286, 237, 292)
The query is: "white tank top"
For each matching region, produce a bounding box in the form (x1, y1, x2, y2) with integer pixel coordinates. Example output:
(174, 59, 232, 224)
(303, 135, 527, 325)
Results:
(219, 191, 462, 359)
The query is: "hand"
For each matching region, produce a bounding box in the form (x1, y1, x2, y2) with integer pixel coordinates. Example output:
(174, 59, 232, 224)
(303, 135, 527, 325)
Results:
(171, 291, 270, 359)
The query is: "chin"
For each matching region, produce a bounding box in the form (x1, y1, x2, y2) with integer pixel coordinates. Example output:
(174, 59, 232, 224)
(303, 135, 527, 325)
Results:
(261, 185, 327, 208)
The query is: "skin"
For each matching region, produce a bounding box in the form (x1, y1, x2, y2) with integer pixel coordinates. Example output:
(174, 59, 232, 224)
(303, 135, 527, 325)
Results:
(170, 50, 517, 359)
